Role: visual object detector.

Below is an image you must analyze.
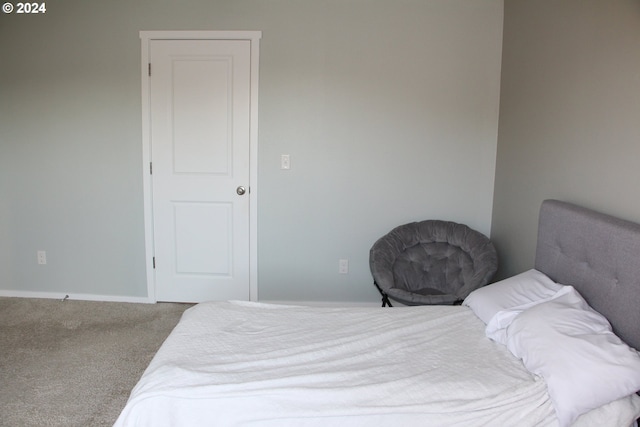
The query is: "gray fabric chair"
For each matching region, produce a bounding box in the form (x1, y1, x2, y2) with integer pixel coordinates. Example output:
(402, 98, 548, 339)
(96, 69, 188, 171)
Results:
(369, 220, 498, 306)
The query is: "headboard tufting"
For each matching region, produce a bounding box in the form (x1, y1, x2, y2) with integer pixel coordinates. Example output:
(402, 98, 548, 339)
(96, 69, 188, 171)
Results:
(534, 199, 640, 351)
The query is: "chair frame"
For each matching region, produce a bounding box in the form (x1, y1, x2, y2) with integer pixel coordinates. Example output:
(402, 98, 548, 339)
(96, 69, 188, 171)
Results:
(369, 220, 497, 306)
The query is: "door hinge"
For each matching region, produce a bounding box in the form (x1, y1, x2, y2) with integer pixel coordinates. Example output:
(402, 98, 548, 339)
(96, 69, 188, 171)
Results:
(153, 257, 156, 269)
(148, 63, 151, 77)
(150, 162, 153, 174)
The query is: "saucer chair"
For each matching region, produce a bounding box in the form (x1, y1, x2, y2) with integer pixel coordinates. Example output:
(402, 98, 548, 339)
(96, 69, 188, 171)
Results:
(369, 220, 498, 306)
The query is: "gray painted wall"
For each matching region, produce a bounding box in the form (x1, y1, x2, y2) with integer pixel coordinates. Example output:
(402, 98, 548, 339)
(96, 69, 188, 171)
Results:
(0, 1, 503, 302)
(491, 0, 640, 279)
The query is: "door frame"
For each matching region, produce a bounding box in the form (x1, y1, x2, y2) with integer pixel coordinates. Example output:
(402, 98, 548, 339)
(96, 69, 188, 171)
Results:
(140, 31, 261, 303)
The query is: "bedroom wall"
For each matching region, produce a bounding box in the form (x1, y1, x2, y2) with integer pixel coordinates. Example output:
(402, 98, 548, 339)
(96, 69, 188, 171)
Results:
(0, 0, 503, 303)
(491, 0, 640, 279)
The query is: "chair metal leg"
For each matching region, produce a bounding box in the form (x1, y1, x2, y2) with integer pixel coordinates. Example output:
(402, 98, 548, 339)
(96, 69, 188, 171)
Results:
(381, 294, 393, 307)
(374, 281, 393, 307)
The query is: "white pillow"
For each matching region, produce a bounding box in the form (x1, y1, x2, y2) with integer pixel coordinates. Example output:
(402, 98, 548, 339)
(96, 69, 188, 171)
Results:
(463, 269, 563, 324)
(504, 287, 640, 427)
(485, 285, 572, 345)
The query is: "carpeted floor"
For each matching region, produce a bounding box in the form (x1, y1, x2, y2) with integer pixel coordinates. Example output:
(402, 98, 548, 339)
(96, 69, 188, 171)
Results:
(0, 297, 191, 427)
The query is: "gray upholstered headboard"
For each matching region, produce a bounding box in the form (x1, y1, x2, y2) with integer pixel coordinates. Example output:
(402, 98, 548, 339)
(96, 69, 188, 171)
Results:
(534, 199, 640, 351)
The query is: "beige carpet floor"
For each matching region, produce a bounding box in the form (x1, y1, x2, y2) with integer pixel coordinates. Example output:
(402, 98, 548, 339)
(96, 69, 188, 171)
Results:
(0, 297, 191, 427)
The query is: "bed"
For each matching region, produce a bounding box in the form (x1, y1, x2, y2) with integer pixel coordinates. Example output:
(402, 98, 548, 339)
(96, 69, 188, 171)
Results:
(115, 200, 640, 426)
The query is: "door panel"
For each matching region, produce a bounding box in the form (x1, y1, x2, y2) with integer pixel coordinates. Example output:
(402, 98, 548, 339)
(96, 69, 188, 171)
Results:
(173, 202, 232, 275)
(172, 58, 231, 174)
(150, 39, 251, 302)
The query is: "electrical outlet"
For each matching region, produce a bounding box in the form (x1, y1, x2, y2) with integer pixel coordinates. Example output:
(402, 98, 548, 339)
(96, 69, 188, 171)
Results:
(281, 154, 290, 170)
(37, 250, 47, 265)
(338, 259, 349, 274)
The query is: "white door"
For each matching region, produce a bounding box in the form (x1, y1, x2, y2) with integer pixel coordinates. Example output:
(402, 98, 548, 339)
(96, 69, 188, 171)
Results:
(148, 39, 252, 303)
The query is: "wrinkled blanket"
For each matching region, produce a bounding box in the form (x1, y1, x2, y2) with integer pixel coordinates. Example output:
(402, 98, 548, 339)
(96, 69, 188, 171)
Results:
(114, 301, 638, 426)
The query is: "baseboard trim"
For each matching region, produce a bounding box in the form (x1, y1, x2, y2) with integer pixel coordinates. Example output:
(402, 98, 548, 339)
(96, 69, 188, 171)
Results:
(0, 292, 382, 307)
(0, 290, 154, 304)
(260, 300, 381, 308)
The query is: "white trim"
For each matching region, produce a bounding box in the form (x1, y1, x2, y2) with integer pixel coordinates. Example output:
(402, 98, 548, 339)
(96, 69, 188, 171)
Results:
(140, 33, 155, 302)
(140, 31, 262, 41)
(248, 34, 260, 302)
(0, 290, 154, 304)
(139, 30, 261, 303)
(260, 300, 381, 308)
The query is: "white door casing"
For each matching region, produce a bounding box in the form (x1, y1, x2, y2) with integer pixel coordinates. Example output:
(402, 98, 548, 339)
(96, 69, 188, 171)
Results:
(140, 31, 260, 303)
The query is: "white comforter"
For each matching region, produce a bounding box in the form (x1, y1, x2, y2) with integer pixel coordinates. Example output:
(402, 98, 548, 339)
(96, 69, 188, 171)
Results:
(115, 301, 640, 427)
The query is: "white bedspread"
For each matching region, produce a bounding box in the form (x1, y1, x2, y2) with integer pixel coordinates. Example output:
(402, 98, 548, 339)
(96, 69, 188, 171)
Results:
(115, 301, 640, 427)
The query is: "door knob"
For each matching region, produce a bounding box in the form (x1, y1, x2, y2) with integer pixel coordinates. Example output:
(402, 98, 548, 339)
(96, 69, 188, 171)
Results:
(236, 186, 246, 196)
